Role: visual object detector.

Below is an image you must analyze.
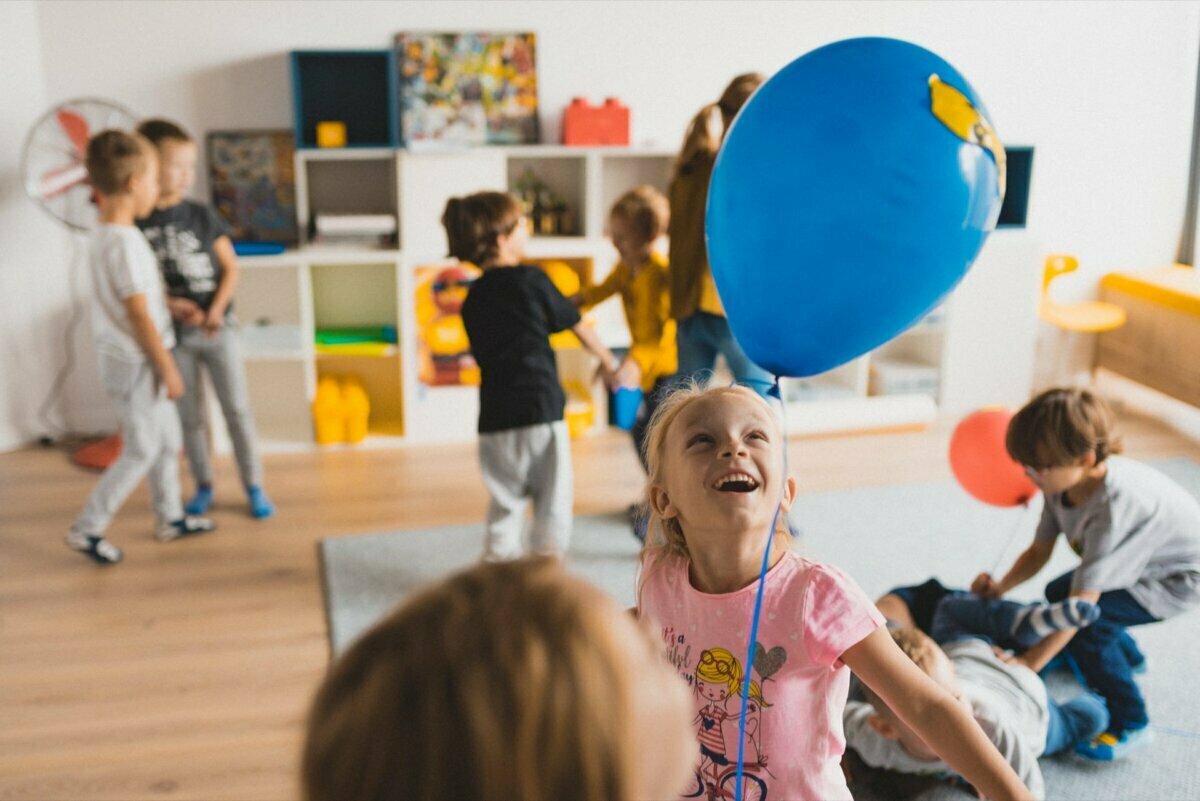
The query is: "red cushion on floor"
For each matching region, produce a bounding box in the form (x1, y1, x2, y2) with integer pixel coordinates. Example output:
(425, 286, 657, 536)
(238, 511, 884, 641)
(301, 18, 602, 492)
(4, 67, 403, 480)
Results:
(72, 434, 122, 470)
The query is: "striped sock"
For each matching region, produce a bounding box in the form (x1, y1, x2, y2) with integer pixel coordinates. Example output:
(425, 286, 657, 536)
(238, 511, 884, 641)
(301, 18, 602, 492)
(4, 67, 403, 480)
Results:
(1011, 599, 1101, 645)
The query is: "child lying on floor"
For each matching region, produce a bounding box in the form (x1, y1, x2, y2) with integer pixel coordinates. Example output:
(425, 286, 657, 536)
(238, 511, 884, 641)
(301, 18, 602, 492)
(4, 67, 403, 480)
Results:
(844, 579, 1110, 800)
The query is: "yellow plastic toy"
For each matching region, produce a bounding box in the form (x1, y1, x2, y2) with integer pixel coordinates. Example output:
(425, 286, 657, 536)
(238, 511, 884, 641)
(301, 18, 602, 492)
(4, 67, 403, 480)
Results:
(316, 120, 347, 148)
(312, 375, 371, 445)
(341, 378, 370, 444)
(313, 377, 345, 445)
(562, 380, 594, 439)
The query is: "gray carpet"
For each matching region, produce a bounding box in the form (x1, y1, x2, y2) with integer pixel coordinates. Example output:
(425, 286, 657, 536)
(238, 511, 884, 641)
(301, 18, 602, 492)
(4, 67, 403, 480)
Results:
(318, 458, 1200, 800)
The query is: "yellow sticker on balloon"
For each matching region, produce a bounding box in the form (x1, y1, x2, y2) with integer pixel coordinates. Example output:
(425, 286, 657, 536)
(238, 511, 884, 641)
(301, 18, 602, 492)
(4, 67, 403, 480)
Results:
(929, 74, 1006, 199)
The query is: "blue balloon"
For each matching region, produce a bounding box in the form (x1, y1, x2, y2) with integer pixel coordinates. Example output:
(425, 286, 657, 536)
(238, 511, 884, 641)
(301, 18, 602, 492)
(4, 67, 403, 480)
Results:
(707, 38, 1004, 378)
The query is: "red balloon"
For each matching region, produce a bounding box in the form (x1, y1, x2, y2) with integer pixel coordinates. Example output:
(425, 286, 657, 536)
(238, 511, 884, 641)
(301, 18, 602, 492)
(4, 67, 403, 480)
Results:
(949, 408, 1037, 507)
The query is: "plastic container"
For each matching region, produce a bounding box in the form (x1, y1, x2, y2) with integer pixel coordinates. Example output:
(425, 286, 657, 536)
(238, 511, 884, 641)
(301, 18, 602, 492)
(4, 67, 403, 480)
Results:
(312, 377, 344, 445)
(341, 378, 370, 443)
(612, 386, 643, 430)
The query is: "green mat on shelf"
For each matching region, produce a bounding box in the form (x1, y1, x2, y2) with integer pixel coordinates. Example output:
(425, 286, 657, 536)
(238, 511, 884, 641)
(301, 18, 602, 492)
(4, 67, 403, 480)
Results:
(314, 326, 397, 345)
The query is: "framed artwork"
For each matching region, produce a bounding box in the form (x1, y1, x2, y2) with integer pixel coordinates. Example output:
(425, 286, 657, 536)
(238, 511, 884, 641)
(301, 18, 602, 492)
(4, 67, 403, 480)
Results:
(395, 32, 539, 148)
(206, 130, 299, 245)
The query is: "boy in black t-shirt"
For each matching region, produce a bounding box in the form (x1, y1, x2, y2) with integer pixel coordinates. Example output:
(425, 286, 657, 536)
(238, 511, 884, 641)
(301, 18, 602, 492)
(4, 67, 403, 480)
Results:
(136, 119, 274, 519)
(445, 192, 618, 560)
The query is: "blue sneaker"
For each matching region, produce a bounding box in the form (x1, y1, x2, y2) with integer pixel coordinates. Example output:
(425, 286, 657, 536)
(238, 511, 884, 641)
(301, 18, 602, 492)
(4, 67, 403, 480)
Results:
(247, 485, 275, 519)
(1074, 726, 1154, 761)
(185, 484, 214, 515)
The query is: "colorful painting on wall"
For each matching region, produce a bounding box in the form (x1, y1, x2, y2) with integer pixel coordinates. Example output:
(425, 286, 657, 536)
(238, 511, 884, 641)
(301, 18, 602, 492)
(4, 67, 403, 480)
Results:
(395, 32, 539, 148)
(206, 130, 299, 245)
(414, 262, 482, 387)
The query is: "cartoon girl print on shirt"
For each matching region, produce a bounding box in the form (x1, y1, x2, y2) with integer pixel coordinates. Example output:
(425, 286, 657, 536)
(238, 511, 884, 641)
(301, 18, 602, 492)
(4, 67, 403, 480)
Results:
(693, 647, 774, 777)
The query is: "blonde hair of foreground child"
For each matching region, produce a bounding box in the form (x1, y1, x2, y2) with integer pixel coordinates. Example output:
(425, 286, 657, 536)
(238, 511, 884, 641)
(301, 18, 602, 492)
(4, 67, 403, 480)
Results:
(302, 556, 694, 801)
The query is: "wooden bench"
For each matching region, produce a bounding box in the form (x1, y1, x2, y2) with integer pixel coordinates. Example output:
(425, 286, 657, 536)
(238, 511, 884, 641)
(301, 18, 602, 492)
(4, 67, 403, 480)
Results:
(1097, 265, 1200, 406)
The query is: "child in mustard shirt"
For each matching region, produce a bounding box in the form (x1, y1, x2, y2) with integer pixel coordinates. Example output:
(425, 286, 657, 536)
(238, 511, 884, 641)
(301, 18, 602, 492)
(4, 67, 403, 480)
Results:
(573, 186, 675, 541)
(574, 185, 676, 470)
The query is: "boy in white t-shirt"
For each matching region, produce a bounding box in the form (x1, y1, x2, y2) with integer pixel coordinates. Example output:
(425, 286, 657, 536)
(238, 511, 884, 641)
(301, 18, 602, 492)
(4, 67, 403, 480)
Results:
(67, 130, 215, 564)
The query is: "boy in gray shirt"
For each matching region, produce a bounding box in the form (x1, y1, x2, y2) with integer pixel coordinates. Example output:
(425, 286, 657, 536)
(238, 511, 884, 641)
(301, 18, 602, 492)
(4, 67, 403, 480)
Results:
(974, 388, 1200, 759)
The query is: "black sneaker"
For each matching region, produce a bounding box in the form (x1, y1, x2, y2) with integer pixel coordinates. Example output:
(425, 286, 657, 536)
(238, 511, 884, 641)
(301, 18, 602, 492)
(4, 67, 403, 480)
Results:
(66, 531, 123, 564)
(155, 516, 216, 542)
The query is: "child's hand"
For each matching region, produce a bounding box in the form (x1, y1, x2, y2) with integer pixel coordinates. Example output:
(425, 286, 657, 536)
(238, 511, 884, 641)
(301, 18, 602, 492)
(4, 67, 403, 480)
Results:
(594, 361, 619, 390)
(971, 572, 1003, 598)
(168, 297, 204, 326)
(613, 359, 642, 390)
(160, 363, 185, 401)
(203, 307, 225, 337)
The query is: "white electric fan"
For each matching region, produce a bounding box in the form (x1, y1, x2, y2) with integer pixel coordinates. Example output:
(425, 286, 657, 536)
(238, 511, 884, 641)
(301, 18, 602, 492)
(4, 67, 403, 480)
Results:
(20, 98, 138, 459)
(22, 97, 138, 229)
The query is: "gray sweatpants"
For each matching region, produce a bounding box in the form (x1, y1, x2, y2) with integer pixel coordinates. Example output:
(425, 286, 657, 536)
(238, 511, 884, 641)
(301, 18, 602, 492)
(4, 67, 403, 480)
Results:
(174, 321, 263, 488)
(73, 355, 183, 535)
(478, 420, 573, 560)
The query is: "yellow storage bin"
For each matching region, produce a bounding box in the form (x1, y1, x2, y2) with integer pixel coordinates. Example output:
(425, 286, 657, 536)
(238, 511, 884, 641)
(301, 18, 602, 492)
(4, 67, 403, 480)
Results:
(312, 375, 372, 445)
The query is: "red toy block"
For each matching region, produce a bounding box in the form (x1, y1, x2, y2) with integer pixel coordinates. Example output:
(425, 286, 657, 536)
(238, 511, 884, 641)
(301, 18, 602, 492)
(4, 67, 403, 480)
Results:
(562, 97, 630, 146)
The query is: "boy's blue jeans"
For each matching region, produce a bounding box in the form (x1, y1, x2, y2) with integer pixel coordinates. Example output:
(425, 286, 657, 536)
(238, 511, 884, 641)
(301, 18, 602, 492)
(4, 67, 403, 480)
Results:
(676, 312, 773, 395)
(888, 579, 1110, 752)
(1045, 570, 1157, 734)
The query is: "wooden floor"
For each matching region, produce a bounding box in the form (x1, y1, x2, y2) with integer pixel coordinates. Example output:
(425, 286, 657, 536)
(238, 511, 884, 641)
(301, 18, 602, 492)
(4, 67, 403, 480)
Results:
(1, 413, 1196, 800)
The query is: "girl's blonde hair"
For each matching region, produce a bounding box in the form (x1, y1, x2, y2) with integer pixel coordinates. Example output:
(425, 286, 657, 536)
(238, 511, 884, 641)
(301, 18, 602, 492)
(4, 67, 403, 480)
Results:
(639, 382, 792, 567)
(674, 72, 765, 176)
(441, 191, 524, 267)
(1006, 387, 1124, 468)
(695, 647, 771, 708)
(303, 557, 645, 801)
(610, 185, 670, 243)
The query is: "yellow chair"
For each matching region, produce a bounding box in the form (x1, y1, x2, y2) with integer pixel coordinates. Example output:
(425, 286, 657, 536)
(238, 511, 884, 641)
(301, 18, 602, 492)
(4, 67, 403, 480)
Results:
(1038, 254, 1126, 386)
(1039, 255, 1127, 333)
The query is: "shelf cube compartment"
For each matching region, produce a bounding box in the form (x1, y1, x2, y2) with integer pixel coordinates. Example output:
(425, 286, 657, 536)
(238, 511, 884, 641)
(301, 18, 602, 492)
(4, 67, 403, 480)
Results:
(291, 50, 399, 148)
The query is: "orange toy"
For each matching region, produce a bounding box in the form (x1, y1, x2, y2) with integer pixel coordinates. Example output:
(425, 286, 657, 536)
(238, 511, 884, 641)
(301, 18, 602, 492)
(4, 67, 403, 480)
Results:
(562, 97, 629, 146)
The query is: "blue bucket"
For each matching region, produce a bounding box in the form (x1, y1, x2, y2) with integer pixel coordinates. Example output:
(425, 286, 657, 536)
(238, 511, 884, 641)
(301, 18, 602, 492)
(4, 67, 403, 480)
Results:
(613, 387, 643, 431)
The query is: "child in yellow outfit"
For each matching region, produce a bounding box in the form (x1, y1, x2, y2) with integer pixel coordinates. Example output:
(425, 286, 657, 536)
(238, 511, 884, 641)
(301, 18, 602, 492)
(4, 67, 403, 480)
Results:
(574, 185, 676, 472)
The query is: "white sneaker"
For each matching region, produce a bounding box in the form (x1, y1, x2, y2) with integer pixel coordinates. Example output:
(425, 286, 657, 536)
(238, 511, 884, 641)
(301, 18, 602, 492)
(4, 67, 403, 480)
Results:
(155, 516, 216, 542)
(66, 531, 123, 564)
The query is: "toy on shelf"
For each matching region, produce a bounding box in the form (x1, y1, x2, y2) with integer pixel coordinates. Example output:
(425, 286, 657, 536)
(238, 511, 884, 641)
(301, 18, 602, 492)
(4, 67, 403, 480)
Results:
(562, 97, 630, 146)
(312, 375, 371, 445)
(513, 168, 575, 236)
(341, 378, 370, 443)
(316, 121, 347, 148)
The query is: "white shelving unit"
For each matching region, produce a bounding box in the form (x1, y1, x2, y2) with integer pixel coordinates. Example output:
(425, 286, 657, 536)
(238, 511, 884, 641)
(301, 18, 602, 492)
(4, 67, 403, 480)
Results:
(227, 145, 1040, 450)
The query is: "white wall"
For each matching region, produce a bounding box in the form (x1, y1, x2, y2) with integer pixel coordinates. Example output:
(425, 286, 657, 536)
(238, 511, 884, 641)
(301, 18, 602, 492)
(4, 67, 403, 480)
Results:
(0, 0, 98, 451)
(4, 0, 1198, 448)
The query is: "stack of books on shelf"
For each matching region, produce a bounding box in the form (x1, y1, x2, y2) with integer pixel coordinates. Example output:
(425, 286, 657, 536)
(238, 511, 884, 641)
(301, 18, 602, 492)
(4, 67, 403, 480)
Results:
(308, 213, 397, 249)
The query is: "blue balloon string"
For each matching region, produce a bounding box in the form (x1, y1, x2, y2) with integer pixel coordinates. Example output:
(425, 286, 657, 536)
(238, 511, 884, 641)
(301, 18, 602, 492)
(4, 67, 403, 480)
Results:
(734, 378, 789, 801)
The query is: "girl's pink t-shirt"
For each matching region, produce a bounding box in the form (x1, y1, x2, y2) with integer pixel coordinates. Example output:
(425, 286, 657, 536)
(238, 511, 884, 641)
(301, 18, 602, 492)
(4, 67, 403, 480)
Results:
(638, 550, 884, 801)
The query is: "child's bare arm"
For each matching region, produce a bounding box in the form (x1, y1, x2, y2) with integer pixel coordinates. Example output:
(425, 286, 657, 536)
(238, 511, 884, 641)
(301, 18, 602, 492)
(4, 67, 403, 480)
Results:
(123, 294, 184, 400)
(571, 321, 619, 383)
(844, 628, 1034, 801)
(974, 539, 1055, 598)
(205, 235, 240, 332)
